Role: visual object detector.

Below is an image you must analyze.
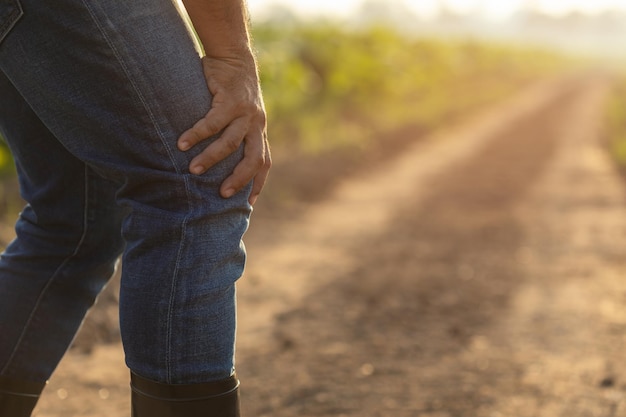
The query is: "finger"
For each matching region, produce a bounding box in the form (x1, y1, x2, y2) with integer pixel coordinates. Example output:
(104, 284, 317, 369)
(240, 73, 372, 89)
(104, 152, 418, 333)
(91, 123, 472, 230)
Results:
(188, 118, 248, 175)
(177, 107, 231, 151)
(220, 130, 267, 198)
(248, 141, 272, 205)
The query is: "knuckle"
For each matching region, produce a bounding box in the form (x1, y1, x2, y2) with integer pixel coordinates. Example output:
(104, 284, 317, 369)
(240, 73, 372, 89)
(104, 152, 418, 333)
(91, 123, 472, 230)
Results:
(190, 129, 204, 144)
(223, 136, 241, 153)
(203, 119, 222, 135)
(203, 148, 220, 164)
(253, 108, 267, 125)
(252, 154, 265, 169)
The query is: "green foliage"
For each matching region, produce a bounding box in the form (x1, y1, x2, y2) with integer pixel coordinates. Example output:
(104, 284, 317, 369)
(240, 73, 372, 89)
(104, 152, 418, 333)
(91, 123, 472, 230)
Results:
(606, 78, 626, 167)
(0, 135, 15, 178)
(253, 23, 564, 154)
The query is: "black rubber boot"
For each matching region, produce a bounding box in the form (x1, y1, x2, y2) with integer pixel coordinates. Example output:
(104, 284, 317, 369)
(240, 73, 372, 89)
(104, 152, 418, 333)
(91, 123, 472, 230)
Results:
(0, 376, 46, 417)
(130, 372, 240, 417)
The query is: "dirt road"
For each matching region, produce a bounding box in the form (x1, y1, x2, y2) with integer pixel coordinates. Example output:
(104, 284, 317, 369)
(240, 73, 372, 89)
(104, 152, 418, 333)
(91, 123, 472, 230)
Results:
(33, 73, 626, 417)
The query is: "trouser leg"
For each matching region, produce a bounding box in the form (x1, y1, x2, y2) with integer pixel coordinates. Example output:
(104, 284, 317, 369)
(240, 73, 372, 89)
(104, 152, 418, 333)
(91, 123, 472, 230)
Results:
(0, 0, 252, 386)
(0, 70, 126, 384)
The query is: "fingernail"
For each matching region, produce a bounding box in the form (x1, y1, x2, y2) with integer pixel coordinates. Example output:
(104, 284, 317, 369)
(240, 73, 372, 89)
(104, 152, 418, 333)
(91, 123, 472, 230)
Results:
(191, 165, 204, 175)
(249, 195, 258, 206)
(179, 141, 191, 151)
(222, 188, 235, 198)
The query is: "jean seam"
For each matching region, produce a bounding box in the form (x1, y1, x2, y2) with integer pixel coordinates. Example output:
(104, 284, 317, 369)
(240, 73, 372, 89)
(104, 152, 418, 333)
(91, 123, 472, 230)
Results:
(165, 215, 190, 383)
(79, 0, 182, 176)
(0, 0, 23, 45)
(0, 165, 91, 376)
(80, 0, 194, 383)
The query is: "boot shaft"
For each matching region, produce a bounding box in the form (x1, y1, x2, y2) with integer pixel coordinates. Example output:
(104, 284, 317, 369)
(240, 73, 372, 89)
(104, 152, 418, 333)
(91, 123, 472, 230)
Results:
(130, 372, 240, 417)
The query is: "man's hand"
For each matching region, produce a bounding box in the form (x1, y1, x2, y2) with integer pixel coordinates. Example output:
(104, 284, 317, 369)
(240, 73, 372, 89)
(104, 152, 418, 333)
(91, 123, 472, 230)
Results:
(177, 54, 271, 206)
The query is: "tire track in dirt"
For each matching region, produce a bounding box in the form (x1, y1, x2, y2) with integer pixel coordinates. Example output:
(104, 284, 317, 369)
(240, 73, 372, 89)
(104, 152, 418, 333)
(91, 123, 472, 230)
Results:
(237, 75, 621, 417)
(238, 77, 574, 349)
(481, 78, 626, 417)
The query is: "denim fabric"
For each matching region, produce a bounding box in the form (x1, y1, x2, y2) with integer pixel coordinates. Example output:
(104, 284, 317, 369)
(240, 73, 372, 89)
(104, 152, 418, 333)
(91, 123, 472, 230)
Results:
(0, 0, 252, 385)
(0, 0, 22, 44)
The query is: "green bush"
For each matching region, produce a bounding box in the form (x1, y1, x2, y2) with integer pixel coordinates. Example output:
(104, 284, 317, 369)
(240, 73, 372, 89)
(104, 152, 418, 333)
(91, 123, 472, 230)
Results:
(254, 23, 564, 154)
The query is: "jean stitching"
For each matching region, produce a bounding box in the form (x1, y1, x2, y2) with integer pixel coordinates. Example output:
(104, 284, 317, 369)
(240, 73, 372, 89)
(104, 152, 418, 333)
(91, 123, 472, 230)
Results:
(79, 0, 181, 176)
(0, 165, 91, 375)
(80, 0, 194, 383)
(0, 0, 23, 45)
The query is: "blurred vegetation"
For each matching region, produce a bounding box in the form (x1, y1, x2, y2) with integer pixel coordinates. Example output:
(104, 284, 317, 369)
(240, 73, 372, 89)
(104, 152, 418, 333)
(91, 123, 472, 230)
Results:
(606, 78, 626, 169)
(255, 23, 565, 155)
(0, 129, 16, 161)
(0, 136, 20, 227)
(250, 22, 566, 206)
(0, 141, 13, 178)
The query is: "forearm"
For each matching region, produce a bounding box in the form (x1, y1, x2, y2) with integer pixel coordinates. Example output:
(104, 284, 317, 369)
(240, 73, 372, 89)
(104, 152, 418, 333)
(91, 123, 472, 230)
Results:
(181, 0, 253, 59)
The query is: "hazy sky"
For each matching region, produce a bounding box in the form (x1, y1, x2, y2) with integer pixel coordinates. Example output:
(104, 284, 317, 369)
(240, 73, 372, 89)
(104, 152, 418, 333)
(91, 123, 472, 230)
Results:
(247, 0, 626, 20)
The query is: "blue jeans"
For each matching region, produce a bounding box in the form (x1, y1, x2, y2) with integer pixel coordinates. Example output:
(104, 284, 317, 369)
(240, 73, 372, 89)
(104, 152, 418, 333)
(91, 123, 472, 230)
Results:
(0, 0, 252, 385)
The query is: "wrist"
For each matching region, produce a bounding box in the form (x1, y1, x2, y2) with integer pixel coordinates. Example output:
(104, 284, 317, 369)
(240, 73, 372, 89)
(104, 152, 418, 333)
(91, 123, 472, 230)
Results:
(203, 43, 255, 62)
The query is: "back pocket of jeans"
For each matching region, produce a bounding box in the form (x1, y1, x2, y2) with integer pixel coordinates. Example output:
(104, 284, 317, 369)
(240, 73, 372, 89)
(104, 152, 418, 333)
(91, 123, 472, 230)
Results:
(0, 0, 23, 45)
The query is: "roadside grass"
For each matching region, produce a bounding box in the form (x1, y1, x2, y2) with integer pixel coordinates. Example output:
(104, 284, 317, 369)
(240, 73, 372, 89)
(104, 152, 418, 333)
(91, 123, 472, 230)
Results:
(606, 77, 626, 172)
(256, 23, 565, 156)
(253, 23, 569, 211)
